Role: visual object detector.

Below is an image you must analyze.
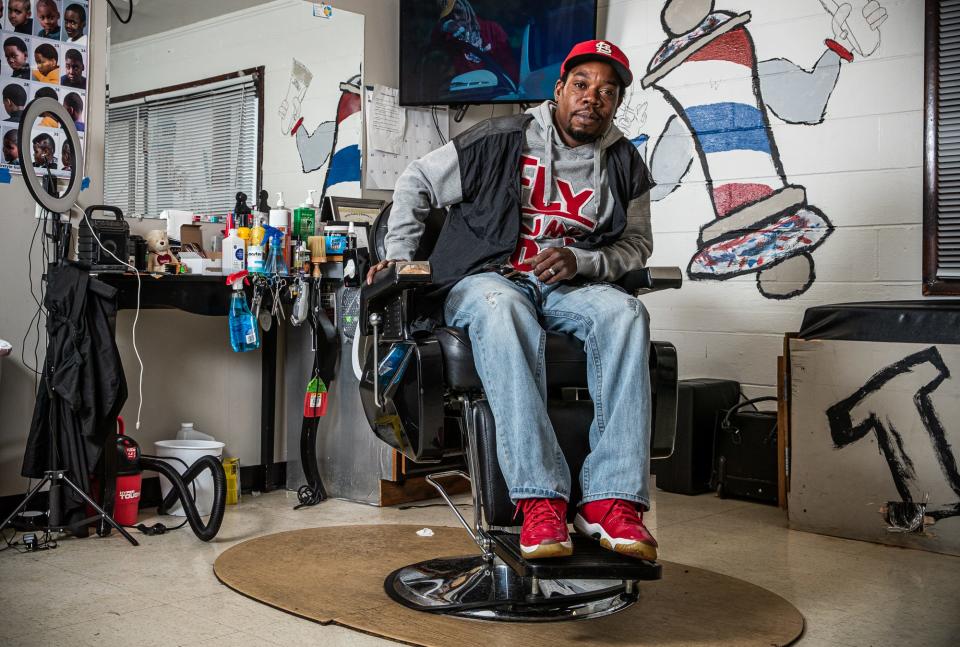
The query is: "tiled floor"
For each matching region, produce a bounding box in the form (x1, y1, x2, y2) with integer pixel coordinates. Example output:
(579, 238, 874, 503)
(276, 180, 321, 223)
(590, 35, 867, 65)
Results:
(1, 481, 958, 647)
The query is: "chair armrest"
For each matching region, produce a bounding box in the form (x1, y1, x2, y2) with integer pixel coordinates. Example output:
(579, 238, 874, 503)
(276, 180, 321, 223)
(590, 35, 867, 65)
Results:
(616, 266, 683, 295)
(358, 261, 433, 336)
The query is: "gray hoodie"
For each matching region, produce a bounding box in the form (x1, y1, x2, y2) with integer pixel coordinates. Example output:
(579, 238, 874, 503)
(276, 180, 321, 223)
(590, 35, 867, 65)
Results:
(387, 101, 653, 281)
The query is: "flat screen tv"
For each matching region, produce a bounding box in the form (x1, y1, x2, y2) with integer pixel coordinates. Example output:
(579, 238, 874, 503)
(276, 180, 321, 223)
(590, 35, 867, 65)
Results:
(399, 0, 598, 106)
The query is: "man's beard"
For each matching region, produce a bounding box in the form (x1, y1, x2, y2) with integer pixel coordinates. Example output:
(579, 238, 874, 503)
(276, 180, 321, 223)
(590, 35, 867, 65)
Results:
(563, 122, 600, 144)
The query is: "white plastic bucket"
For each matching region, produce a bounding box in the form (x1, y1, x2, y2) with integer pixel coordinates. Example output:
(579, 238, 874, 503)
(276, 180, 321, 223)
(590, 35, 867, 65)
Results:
(153, 439, 225, 517)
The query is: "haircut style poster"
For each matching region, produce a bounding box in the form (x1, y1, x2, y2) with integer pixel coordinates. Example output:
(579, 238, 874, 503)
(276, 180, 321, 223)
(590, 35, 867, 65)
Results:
(1, 0, 88, 176)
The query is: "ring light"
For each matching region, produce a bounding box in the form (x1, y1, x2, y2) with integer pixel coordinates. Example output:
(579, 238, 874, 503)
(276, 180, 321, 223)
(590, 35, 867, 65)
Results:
(17, 97, 84, 214)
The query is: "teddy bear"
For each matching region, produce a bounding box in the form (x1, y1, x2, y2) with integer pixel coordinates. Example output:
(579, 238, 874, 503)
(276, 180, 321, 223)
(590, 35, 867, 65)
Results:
(145, 229, 180, 273)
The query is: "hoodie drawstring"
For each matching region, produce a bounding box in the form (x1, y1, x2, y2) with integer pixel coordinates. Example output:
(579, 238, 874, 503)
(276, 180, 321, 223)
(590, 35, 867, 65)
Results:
(593, 142, 604, 218)
(544, 121, 556, 203)
(534, 101, 615, 211)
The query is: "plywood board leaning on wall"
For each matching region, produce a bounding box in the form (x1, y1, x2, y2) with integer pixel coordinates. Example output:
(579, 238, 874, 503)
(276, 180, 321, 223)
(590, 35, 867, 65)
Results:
(789, 338, 960, 556)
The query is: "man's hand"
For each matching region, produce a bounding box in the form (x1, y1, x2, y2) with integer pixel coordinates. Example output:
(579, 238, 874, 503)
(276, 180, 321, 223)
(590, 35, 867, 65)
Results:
(366, 259, 402, 285)
(530, 248, 577, 285)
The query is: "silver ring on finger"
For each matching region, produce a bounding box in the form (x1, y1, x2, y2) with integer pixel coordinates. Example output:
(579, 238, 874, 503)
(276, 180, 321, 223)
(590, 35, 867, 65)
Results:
(547, 267, 557, 276)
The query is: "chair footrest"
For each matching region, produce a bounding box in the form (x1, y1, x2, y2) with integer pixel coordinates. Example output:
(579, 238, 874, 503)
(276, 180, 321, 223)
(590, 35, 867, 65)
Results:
(488, 531, 662, 580)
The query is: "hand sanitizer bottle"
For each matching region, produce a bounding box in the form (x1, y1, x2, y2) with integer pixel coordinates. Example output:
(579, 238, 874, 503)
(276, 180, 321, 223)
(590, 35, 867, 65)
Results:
(294, 189, 317, 241)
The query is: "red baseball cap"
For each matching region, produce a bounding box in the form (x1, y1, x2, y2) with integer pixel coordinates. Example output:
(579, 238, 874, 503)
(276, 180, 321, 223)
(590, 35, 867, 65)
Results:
(561, 40, 633, 88)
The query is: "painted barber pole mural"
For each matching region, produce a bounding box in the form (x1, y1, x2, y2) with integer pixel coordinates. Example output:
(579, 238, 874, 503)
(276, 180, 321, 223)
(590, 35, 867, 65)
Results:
(320, 74, 363, 199)
(637, 0, 888, 299)
(288, 72, 363, 203)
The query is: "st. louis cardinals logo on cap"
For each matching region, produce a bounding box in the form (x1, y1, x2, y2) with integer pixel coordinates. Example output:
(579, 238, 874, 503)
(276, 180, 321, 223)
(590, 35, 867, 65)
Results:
(561, 39, 634, 87)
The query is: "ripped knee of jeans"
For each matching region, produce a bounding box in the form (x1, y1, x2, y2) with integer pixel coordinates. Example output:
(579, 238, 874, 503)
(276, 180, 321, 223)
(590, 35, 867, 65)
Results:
(484, 291, 502, 308)
(627, 297, 651, 328)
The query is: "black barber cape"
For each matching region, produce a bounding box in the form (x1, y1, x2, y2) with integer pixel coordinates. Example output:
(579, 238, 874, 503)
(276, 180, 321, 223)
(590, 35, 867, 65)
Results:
(22, 263, 127, 521)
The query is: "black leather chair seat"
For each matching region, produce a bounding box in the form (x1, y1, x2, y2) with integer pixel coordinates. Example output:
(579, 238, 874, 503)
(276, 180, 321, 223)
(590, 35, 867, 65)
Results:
(434, 327, 588, 391)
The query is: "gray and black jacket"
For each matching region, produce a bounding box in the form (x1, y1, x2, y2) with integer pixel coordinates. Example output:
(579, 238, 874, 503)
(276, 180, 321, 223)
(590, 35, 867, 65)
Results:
(386, 101, 654, 298)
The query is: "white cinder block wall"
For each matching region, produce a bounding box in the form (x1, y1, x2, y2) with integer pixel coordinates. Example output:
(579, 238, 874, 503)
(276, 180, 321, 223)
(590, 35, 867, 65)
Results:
(597, 0, 925, 399)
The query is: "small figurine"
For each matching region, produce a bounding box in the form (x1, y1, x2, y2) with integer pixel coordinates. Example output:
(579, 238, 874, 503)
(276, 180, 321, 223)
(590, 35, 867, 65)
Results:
(145, 229, 180, 273)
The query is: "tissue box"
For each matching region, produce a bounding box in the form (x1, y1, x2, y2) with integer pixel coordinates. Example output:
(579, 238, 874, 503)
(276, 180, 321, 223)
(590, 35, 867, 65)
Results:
(179, 252, 220, 274)
(179, 252, 209, 274)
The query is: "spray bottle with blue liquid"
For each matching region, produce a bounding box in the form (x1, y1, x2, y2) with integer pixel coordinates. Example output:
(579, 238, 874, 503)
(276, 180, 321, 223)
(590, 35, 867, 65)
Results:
(226, 270, 260, 352)
(263, 224, 289, 275)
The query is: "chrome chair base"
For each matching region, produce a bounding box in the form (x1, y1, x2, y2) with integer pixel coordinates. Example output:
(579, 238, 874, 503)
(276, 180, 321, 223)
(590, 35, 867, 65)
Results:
(384, 555, 639, 622)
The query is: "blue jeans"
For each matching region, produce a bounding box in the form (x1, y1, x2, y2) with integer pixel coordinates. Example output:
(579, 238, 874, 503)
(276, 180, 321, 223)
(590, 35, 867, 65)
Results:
(444, 272, 652, 510)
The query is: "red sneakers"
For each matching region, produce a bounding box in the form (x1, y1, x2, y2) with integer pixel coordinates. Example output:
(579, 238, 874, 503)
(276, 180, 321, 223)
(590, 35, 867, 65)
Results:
(574, 499, 658, 561)
(516, 498, 573, 559)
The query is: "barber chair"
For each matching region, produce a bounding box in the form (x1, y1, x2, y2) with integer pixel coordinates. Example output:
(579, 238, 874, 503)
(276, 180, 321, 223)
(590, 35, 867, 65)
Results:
(358, 204, 681, 621)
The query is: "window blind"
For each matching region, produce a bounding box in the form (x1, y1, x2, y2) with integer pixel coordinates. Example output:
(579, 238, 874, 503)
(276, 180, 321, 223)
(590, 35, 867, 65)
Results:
(937, 0, 960, 278)
(105, 78, 259, 220)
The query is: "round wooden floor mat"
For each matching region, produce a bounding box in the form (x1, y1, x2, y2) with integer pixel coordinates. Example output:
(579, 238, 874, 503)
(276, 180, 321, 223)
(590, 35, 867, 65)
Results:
(214, 525, 804, 646)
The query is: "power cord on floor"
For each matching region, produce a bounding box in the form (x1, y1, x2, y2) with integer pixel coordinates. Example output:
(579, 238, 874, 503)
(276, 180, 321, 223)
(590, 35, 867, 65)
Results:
(0, 527, 20, 552)
(1, 526, 58, 553)
(128, 520, 187, 536)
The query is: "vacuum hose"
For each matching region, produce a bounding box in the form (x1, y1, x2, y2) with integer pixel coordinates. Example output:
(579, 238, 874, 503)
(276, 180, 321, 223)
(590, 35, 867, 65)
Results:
(139, 455, 226, 542)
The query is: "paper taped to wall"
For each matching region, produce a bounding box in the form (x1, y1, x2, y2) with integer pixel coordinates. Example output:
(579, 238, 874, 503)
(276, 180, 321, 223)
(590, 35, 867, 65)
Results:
(369, 85, 406, 155)
(364, 86, 448, 191)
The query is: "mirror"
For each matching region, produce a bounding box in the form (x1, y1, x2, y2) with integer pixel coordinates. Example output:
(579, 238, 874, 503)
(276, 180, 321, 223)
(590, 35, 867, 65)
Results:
(17, 96, 82, 211)
(105, 1, 365, 221)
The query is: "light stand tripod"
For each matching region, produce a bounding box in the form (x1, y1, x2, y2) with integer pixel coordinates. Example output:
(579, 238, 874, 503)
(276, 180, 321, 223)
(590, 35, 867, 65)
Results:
(1, 164, 138, 548)
(0, 457, 139, 547)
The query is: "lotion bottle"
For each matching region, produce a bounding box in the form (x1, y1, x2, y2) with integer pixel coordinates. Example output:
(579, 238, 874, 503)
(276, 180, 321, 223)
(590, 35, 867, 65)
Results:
(269, 192, 292, 269)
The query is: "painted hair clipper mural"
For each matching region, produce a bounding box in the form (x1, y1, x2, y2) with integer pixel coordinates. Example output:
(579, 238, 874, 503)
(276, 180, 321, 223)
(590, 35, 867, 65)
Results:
(637, 0, 887, 299)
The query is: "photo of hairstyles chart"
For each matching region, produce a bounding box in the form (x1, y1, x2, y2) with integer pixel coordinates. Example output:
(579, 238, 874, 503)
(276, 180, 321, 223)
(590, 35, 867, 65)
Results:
(1, 0, 89, 177)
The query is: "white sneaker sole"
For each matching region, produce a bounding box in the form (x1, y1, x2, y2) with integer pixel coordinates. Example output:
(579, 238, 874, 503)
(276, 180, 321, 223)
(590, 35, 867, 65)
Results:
(573, 514, 658, 561)
(520, 538, 573, 559)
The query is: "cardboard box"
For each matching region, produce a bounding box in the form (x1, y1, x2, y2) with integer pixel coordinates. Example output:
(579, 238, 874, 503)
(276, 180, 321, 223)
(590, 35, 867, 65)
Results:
(180, 224, 203, 248)
(179, 224, 221, 273)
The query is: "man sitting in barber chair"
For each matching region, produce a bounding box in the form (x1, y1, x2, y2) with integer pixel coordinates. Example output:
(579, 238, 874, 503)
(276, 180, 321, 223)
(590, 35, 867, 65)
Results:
(367, 40, 657, 561)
